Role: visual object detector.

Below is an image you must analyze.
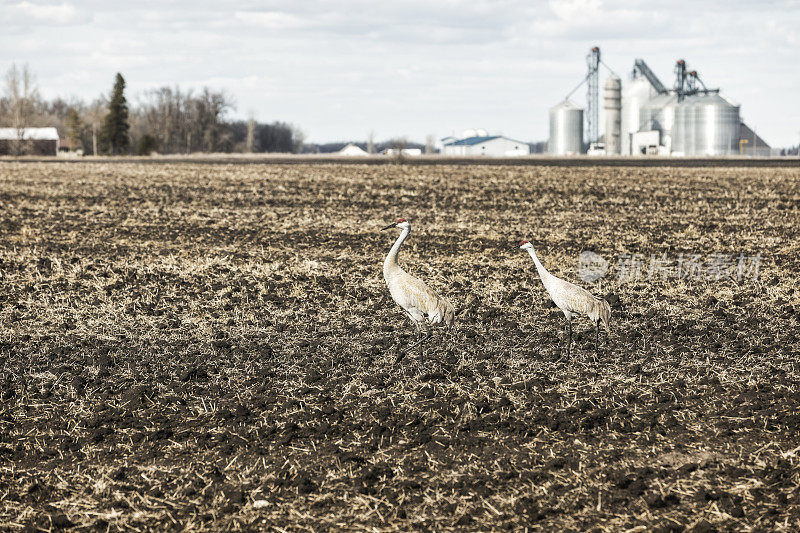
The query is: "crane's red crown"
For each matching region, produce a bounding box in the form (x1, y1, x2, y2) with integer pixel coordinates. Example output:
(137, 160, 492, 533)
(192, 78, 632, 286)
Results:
(520, 240, 529, 246)
(397, 218, 407, 223)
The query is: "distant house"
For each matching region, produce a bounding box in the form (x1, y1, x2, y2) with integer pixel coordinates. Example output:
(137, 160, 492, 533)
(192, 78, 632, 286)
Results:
(382, 148, 422, 157)
(0, 128, 59, 156)
(442, 135, 530, 156)
(336, 143, 369, 156)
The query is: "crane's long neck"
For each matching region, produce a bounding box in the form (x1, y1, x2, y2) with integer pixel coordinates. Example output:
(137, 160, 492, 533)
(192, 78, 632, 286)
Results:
(384, 226, 410, 276)
(527, 247, 554, 284)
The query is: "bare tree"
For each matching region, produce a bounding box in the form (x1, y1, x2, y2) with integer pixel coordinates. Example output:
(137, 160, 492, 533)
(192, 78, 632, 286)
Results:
(3, 63, 40, 154)
(291, 125, 305, 153)
(425, 134, 435, 155)
(367, 130, 375, 154)
(133, 86, 233, 154)
(388, 137, 408, 150)
(191, 89, 226, 152)
(246, 112, 256, 153)
(84, 98, 107, 156)
(134, 86, 188, 154)
(226, 120, 302, 153)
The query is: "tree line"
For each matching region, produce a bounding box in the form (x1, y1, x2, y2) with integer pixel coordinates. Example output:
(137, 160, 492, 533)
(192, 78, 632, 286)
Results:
(0, 64, 304, 155)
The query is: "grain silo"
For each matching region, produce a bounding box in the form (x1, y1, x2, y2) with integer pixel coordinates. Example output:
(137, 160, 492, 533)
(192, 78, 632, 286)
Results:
(621, 63, 660, 155)
(639, 94, 678, 152)
(604, 75, 621, 154)
(628, 58, 760, 156)
(673, 93, 739, 156)
(553, 53, 766, 157)
(548, 100, 584, 155)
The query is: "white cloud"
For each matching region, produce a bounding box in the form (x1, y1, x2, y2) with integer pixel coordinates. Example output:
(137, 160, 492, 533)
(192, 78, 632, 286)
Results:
(549, 0, 602, 21)
(5, 1, 89, 24)
(233, 10, 317, 29)
(0, 0, 799, 145)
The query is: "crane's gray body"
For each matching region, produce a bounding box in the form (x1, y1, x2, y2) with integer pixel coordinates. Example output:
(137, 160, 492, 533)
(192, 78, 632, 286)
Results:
(521, 241, 610, 356)
(383, 221, 454, 332)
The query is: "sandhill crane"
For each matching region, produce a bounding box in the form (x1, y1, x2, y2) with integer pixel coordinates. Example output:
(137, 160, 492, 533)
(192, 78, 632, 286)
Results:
(382, 218, 454, 361)
(519, 240, 610, 357)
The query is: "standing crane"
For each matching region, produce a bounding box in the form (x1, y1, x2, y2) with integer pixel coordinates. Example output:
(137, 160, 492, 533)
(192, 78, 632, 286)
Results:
(382, 218, 454, 361)
(519, 241, 610, 357)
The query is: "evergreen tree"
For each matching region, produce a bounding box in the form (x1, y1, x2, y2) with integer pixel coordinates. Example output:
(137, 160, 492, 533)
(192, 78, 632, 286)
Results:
(99, 73, 129, 155)
(65, 107, 83, 152)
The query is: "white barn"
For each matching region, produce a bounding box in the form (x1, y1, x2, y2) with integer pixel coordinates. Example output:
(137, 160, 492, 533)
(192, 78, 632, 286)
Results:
(442, 135, 530, 156)
(0, 127, 59, 155)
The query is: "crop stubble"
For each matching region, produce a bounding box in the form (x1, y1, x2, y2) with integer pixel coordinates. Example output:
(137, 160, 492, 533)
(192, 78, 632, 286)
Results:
(0, 161, 799, 531)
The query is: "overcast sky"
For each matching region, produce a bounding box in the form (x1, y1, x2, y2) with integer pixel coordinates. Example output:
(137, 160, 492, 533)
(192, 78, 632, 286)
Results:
(2, 0, 800, 146)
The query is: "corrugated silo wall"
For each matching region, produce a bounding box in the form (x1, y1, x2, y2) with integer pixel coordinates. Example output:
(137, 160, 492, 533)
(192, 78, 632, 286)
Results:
(604, 76, 621, 154)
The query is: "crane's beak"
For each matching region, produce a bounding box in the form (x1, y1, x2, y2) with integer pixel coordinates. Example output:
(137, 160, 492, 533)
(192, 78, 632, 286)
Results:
(381, 222, 397, 231)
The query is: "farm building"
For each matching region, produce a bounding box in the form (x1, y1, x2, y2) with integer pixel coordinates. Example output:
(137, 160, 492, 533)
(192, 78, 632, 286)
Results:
(383, 148, 422, 157)
(336, 143, 369, 156)
(0, 128, 60, 155)
(738, 123, 771, 157)
(442, 135, 530, 156)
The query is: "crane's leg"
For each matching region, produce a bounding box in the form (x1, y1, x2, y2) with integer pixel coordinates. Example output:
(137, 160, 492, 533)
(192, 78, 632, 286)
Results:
(395, 325, 411, 363)
(399, 320, 429, 363)
(418, 322, 431, 363)
(396, 317, 419, 364)
(404, 332, 431, 360)
(595, 319, 600, 354)
(567, 318, 572, 359)
(590, 319, 601, 363)
(397, 330, 419, 364)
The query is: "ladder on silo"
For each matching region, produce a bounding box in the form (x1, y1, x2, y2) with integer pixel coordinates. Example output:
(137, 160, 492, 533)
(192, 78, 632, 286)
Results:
(586, 47, 600, 144)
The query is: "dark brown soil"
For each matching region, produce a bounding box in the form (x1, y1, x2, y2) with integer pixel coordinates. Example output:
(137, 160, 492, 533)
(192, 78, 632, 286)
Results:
(1, 161, 799, 531)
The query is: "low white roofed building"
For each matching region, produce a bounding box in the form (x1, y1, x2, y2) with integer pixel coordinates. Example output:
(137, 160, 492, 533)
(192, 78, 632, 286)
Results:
(336, 143, 369, 156)
(0, 127, 60, 155)
(442, 135, 530, 156)
(383, 148, 422, 157)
